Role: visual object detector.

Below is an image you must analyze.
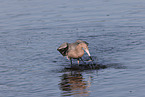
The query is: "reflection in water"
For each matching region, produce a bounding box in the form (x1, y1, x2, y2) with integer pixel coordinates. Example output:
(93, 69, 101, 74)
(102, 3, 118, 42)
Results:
(59, 71, 92, 96)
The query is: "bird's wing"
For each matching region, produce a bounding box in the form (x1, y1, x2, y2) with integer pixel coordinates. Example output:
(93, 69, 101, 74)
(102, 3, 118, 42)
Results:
(57, 42, 68, 56)
(76, 40, 89, 46)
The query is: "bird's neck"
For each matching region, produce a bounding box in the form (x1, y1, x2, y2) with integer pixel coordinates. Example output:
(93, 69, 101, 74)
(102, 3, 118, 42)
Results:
(76, 45, 84, 54)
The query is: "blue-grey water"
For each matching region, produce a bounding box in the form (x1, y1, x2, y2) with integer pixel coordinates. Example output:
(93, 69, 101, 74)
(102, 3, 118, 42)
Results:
(1, 0, 145, 97)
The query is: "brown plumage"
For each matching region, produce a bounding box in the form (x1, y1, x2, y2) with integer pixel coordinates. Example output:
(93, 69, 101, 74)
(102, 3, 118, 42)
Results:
(57, 40, 92, 65)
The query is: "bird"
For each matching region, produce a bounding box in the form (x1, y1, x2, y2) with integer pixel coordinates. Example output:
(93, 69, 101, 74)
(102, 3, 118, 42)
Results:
(57, 40, 93, 65)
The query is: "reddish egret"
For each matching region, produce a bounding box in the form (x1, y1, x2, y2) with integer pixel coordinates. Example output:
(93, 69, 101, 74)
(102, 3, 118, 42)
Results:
(57, 40, 93, 65)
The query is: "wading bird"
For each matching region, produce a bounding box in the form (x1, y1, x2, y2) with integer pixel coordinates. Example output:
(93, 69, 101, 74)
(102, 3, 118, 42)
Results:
(57, 40, 93, 65)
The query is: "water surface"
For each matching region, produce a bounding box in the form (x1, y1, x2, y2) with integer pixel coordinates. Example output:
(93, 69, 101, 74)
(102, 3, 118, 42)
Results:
(0, 0, 145, 97)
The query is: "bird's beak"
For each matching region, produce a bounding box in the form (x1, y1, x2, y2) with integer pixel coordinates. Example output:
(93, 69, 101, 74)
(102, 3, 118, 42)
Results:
(84, 48, 93, 61)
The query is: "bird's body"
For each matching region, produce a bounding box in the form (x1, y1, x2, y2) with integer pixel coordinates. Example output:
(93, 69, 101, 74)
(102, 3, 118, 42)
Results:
(57, 40, 92, 65)
(67, 43, 85, 59)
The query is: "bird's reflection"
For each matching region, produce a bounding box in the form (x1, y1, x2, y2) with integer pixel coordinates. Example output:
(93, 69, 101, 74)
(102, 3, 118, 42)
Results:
(59, 71, 92, 96)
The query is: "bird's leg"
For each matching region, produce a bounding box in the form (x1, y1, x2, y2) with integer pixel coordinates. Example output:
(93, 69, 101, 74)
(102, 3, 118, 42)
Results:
(80, 57, 86, 64)
(77, 58, 80, 65)
(70, 58, 72, 66)
(66, 56, 69, 60)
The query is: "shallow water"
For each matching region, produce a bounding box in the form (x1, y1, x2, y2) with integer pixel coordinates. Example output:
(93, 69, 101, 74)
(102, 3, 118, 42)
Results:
(1, 0, 145, 97)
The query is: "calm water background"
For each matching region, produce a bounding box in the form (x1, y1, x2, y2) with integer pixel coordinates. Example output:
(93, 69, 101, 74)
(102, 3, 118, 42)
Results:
(0, 0, 145, 97)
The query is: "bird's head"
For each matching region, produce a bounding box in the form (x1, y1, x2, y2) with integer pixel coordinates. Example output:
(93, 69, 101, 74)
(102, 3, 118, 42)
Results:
(80, 43, 93, 61)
